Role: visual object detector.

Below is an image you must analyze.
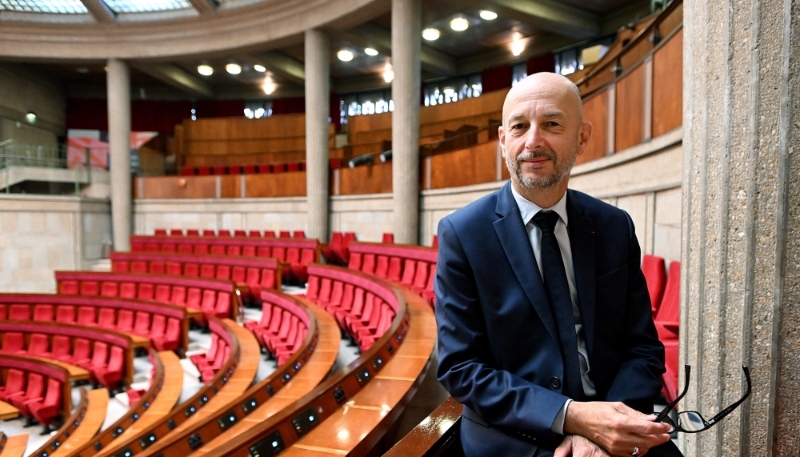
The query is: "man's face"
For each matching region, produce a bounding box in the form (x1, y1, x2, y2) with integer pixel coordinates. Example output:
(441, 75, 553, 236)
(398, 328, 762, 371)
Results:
(498, 76, 590, 192)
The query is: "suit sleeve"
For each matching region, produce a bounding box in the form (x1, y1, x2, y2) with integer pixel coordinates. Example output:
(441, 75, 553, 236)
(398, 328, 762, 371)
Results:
(604, 213, 666, 412)
(435, 216, 568, 440)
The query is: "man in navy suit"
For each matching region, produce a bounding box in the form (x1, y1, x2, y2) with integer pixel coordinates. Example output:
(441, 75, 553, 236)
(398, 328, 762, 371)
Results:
(435, 73, 681, 457)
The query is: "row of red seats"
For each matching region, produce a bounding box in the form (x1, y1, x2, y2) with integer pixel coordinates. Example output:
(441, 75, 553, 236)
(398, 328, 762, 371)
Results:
(347, 248, 436, 308)
(180, 162, 307, 177)
(243, 292, 309, 365)
(153, 229, 306, 239)
(305, 265, 398, 352)
(321, 232, 358, 264)
(0, 369, 63, 428)
(1, 334, 124, 390)
(129, 235, 319, 282)
(189, 333, 230, 382)
(55, 271, 236, 323)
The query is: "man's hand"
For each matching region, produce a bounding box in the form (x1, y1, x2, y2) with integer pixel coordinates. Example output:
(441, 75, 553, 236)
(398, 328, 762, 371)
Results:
(563, 401, 671, 456)
(555, 435, 611, 457)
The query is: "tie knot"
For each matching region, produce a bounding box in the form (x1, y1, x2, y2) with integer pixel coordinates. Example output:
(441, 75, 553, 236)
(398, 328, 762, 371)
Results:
(532, 211, 560, 233)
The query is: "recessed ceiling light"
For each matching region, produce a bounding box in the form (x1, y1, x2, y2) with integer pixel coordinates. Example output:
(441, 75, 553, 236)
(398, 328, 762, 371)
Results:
(337, 49, 354, 62)
(25, 112, 37, 124)
(450, 17, 469, 32)
(197, 64, 214, 76)
(226, 63, 242, 75)
(365, 48, 379, 56)
(422, 28, 441, 41)
(479, 10, 497, 20)
(262, 76, 276, 95)
(511, 39, 525, 56)
(383, 62, 394, 83)
(254, 64, 266, 72)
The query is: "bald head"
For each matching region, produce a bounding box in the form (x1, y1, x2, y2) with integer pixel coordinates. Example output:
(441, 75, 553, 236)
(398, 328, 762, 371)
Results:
(502, 72, 583, 125)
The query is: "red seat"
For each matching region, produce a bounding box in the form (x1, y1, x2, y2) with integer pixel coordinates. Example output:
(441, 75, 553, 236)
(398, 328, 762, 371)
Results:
(50, 335, 72, 361)
(286, 162, 300, 172)
(210, 245, 226, 256)
(68, 338, 93, 368)
(661, 340, 680, 403)
(10, 372, 45, 415)
(248, 230, 262, 237)
(131, 261, 148, 273)
(243, 165, 257, 174)
(322, 232, 343, 263)
(186, 229, 200, 236)
(120, 282, 137, 299)
(27, 334, 50, 355)
(400, 259, 417, 287)
(361, 254, 376, 275)
(218, 230, 232, 237)
(33, 304, 54, 322)
(234, 230, 247, 237)
(387, 257, 403, 282)
(150, 261, 166, 274)
(59, 280, 79, 295)
(0, 369, 25, 401)
(152, 318, 181, 351)
(155, 284, 172, 303)
(292, 230, 306, 239)
(117, 309, 135, 332)
(411, 261, 429, 293)
(101, 282, 120, 297)
(654, 261, 680, 341)
(98, 308, 116, 328)
(77, 306, 96, 326)
(374, 255, 389, 278)
(138, 283, 155, 301)
(87, 341, 110, 380)
(95, 345, 125, 389)
(642, 255, 667, 314)
(150, 314, 167, 339)
(279, 231, 291, 238)
(0, 304, 5, 320)
(169, 229, 183, 236)
(432, 234, 439, 248)
(9, 304, 30, 320)
(29, 378, 63, 428)
(134, 312, 151, 336)
(127, 388, 145, 406)
(154, 229, 167, 236)
(202, 230, 216, 237)
(170, 286, 187, 306)
(80, 281, 100, 296)
(166, 261, 183, 276)
(381, 232, 394, 244)
(244, 303, 273, 334)
(348, 252, 363, 271)
(264, 230, 276, 238)
(212, 166, 227, 175)
(200, 345, 229, 382)
(1, 332, 25, 354)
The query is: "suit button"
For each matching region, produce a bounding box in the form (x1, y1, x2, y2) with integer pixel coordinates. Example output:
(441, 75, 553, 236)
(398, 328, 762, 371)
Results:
(550, 377, 561, 388)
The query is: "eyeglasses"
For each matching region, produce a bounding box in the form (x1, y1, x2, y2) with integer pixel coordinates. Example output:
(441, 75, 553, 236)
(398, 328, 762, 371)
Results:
(654, 364, 751, 433)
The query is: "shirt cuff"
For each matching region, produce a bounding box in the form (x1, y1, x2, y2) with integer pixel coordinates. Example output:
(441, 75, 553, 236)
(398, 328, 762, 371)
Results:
(551, 399, 572, 435)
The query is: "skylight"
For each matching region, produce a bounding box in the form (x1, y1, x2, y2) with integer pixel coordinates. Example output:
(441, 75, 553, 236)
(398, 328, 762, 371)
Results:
(0, 0, 87, 13)
(103, 0, 192, 13)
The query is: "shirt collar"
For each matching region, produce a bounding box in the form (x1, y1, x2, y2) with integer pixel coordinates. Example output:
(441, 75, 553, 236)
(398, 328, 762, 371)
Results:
(510, 185, 569, 227)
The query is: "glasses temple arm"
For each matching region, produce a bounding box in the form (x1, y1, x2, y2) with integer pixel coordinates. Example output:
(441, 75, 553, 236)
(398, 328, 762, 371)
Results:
(656, 364, 691, 422)
(705, 366, 752, 426)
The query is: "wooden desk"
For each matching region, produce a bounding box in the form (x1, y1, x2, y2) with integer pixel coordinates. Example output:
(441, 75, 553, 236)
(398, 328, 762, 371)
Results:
(0, 433, 28, 457)
(0, 401, 19, 421)
(49, 388, 109, 457)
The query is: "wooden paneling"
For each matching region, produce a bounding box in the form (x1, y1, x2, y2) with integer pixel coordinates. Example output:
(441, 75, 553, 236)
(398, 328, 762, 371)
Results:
(137, 175, 217, 199)
(615, 65, 645, 152)
(245, 172, 306, 197)
(338, 162, 392, 195)
(652, 29, 683, 137)
(430, 142, 498, 189)
(577, 90, 609, 164)
(220, 175, 240, 198)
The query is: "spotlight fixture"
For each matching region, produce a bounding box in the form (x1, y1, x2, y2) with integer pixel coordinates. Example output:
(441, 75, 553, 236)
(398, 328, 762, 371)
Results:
(337, 49, 354, 62)
(511, 39, 525, 56)
(262, 75, 276, 95)
(450, 17, 469, 31)
(254, 64, 266, 72)
(226, 63, 242, 75)
(479, 10, 498, 20)
(25, 112, 36, 124)
(383, 62, 394, 83)
(422, 28, 441, 41)
(348, 154, 374, 168)
(197, 64, 214, 76)
(364, 48, 379, 56)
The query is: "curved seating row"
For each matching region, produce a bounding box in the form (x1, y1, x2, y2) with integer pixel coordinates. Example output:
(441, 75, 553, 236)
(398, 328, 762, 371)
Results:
(135, 291, 338, 456)
(155, 229, 305, 239)
(54, 270, 240, 323)
(0, 294, 190, 351)
(0, 354, 73, 427)
(0, 321, 138, 389)
(129, 234, 320, 282)
(87, 318, 259, 457)
(196, 265, 418, 457)
(27, 388, 107, 457)
(346, 242, 438, 308)
(189, 323, 236, 383)
(243, 290, 311, 364)
(109, 250, 282, 304)
(71, 350, 184, 457)
(320, 231, 357, 264)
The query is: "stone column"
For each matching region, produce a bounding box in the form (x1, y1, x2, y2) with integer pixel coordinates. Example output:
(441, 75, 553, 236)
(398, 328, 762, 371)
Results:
(106, 58, 131, 252)
(305, 29, 330, 243)
(682, 0, 798, 455)
(391, 0, 421, 245)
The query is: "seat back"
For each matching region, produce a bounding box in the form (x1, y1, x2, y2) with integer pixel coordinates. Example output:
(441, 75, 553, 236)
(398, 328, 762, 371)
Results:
(91, 341, 109, 367)
(9, 305, 30, 320)
(98, 308, 116, 327)
(655, 261, 681, 323)
(2, 332, 24, 353)
(72, 338, 92, 361)
(77, 306, 96, 325)
(33, 304, 54, 322)
(642, 255, 668, 313)
(3, 369, 25, 395)
(23, 372, 45, 400)
(117, 309, 135, 332)
(28, 334, 50, 354)
(400, 259, 416, 286)
(51, 335, 72, 359)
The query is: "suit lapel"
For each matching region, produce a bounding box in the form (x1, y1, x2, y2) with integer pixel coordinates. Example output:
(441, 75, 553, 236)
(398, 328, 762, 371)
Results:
(566, 190, 597, 355)
(493, 182, 559, 345)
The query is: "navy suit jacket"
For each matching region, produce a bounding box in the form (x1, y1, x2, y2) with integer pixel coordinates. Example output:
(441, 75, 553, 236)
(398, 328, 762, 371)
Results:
(435, 182, 667, 456)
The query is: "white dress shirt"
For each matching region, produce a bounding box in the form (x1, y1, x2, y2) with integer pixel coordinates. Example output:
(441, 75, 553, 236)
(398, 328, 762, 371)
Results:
(510, 186, 596, 434)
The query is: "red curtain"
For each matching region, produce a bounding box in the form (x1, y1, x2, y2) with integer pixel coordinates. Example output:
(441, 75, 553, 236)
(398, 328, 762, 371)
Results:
(527, 53, 556, 75)
(481, 64, 512, 93)
(195, 100, 244, 118)
(66, 98, 193, 135)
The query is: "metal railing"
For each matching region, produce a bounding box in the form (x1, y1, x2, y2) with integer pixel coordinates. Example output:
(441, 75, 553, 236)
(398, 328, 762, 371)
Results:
(0, 141, 105, 194)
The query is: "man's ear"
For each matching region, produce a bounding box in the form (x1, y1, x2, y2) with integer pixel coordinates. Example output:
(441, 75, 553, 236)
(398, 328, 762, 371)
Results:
(498, 125, 507, 158)
(576, 121, 593, 155)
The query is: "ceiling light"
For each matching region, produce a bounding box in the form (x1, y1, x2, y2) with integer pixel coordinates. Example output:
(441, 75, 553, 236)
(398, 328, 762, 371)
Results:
(337, 49, 354, 62)
(383, 62, 394, 83)
(262, 76, 276, 95)
(450, 17, 469, 32)
(480, 10, 498, 20)
(422, 28, 441, 41)
(364, 48, 379, 56)
(511, 39, 525, 56)
(197, 64, 214, 76)
(254, 64, 266, 72)
(25, 112, 36, 124)
(226, 63, 242, 75)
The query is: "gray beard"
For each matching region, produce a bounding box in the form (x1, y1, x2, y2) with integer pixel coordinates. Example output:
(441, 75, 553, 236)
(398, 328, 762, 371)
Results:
(506, 149, 575, 189)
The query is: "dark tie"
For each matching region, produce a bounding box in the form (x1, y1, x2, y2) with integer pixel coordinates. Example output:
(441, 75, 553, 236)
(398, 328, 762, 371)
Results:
(532, 210, 584, 399)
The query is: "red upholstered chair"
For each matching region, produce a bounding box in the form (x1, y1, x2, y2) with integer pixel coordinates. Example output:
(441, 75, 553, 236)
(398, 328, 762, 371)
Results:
(50, 335, 72, 361)
(361, 254, 376, 275)
(184, 263, 200, 277)
(27, 334, 50, 356)
(33, 304, 54, 322)
(154, 229, 167, 236)
(202, 229, 216, 237)
(190, 333, 218, 365)
(216, 265, 232, 281)
(101, 281, 120, 297)
(234, 230, 247, 237)
(210, 245, 226, 256)
(77, 306, 96, 326)
(186, 229, 200, 236)
(116, 309, 135, 332)
(256, 246, 270, 258)
(80, 281, 100, 296)
(95, 346, 125, 390)
(0, 369, 25, 401)
(10, 372, 45, 414)
(348, 252, 363, 271)
(200, 345, 229, 382)
(218, 229, 232, 237)
(68, 338, 93, 368)
(9, 304, 30, 320)
(149, 315, 167, 339)
(243, 165, 257, 175)
(292, 230, 306, 239)
(1, 332, 25, 354)
(212, 166, 226, 175)
(152, 318, 181, 351)
(400, 259, 417, 287)
(286, 162, 300, 172)
(138, 283, 155, 301)
(264, 230, 276, 238)
(29, 378, 64, 430)
(272, 247, 287, 262)
(155, 284, 171, 303)
(130, 261, 147, 274)
(134, 312, 152, 336)
(59, 281, 79, 295)
(185, 288, 202, 311)
(150, 262, 166, 275)
(422, 264, 437, 307)
(97, 308, 116, 328)
(654, 261, 681, 342)
(170, 286, 187, 306)
(642, 255, 668, 314)
(279, 231, 291, 239)
(381, 233, 394, 244)
(432, 234, 439, 248)
(248, 230, 262, 237)
(120, 282, 137, 299)
(213, 292, 231, 319)
(197, 166, 212, 176)
(87, 342, 109, 378)
(411, 261, 429, 294)
(244, 303, 272, 333)
(322, 232, 343, 263)
(166, 261, 183, 276)
(374, 255, 389, 279)
(387, 257, 403, 282)
(169, 229, 183, 236)
(0, 304, 5, 320)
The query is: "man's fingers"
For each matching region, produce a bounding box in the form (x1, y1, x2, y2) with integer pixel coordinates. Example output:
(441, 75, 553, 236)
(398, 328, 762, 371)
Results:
(554, 435, 573, 457)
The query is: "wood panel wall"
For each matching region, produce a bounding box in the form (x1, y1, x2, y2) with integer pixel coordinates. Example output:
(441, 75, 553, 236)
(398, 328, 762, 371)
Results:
(615, 65, 645, 152)
(337, 163, 392, 195)
(245, 172, 306, 198)
(136, 176, 217, 199)
(429, 142, 498, 189)
(578, 91, 609, 164)
(652, 29, 683, 137)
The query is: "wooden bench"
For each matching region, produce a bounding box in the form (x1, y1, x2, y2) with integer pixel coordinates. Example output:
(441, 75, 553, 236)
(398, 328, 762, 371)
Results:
(199, 265, 415, 457)
(0, 321, 139, 388)
(109, 250, 283, 303)
(54, 270, 240, 323)
(89, 318, 259, 457)
(129, 235, 320, 283)
(0, 433, 28, 457)
(49, 388, 109, 457)
(0, 294, 191, 352)
(0, 354, 77, 422)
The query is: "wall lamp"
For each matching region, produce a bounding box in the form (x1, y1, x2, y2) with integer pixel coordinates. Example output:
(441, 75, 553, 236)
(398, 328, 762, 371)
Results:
(379, 151, 392, 163)
(25, 112, 37, 123)
(348, 154, 374, 168)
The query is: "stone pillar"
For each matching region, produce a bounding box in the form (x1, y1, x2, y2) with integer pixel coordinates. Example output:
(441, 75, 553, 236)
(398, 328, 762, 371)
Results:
(682, 0, 798, 455)
(106, 58, 131, 252)
(391, 0, 421, 245)
(305, 29, 330, 243)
